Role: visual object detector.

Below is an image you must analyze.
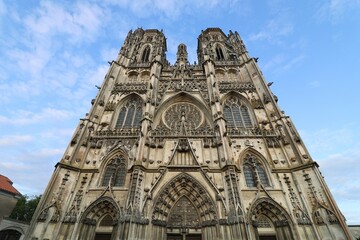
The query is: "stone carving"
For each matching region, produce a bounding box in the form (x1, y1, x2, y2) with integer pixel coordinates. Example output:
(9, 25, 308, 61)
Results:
(112, 82, 147, 95)
(127, 168, 143, 208)
(163, 102, 203, 131)
(283, 174, 311, 225)
(152, 174, 217, 227)
(263, 93, 271, 104)
(151, 124, 214, 137)
(251, 96, 264, 109)
(63, 174, 88, 223)
(218, 81, 255, 93)
(95, 128, 141, 138)
(227, 127, 276, 137)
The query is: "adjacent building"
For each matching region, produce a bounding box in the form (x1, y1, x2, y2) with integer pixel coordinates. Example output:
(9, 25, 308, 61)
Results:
(0, 175, 27, 240)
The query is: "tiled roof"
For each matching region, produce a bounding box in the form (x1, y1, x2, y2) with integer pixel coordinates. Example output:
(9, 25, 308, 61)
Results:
(0, 175, 21, 196)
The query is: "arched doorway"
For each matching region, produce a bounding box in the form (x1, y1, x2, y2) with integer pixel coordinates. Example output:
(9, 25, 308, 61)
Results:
(256, 215, 277, 240)
(78, 197, 120, 240)
(152, 174, 218, 240)
(94, 214, 114, 240)
(249, 198, 295, 240)
(167, 196, 202, 240)
(0, 229, 22, 240)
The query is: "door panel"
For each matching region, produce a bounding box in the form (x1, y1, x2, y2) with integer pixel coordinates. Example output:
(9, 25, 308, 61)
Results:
(186, 234, 202, 240)
(167, 234, 182, 240)
(259, 236, 277, 240)
(94, 233, 112, 240)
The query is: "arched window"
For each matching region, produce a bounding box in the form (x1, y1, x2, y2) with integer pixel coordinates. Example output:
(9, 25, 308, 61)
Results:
(115, 97, 143, 129)
(243, 154, 269, 187)
(102, 156, 127, 187)
(215, 45, 225, 60)
(223, 96, 253, 128)
(141, 46, 151, 62)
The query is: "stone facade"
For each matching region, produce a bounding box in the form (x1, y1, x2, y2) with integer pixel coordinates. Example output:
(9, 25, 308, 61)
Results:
(25, 28, 353, 240)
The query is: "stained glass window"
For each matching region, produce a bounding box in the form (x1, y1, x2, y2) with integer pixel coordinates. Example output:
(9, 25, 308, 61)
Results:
(102, 156, 127, 187)
(223, 96, 253, 128)
(243, 154, 269, 187)
(115, 97, 143, 129)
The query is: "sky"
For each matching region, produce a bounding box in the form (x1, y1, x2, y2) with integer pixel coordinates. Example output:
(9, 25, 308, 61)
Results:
(0, 0, 360, 224)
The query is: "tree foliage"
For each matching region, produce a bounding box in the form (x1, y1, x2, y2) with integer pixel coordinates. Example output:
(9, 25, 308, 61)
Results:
(9, 195, 41, 222)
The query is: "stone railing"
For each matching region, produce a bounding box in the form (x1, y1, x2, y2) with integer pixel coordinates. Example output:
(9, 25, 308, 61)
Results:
(226, 127, 277, 137)
(218, 81, 256, 93)
(112, 82, 148, 94)
(94, 128, 141, 138)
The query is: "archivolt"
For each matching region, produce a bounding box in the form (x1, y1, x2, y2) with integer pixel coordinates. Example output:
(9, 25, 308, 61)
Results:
(152, 173, 217, 227)
(248, 197, 293, 227)
(80, 197, 121, 223)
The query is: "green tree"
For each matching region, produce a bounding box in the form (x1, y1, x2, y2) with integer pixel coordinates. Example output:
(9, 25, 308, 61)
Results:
(9, 195, 41, 222)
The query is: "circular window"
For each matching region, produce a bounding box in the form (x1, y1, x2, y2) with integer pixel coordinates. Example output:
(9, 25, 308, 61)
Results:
(163, 102, 203, 130)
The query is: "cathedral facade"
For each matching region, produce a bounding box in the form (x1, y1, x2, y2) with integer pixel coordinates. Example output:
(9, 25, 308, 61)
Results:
(26, 28, 353, 240)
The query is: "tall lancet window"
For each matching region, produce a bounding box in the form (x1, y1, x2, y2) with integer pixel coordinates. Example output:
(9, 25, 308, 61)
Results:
(223, 96, 253, 128)
(141, 46, 151, 62)
(215, 45, 225, 60)
(243, 154, 269, 187)
(102, 156, 127, 187)
(115, 96, 143, 129)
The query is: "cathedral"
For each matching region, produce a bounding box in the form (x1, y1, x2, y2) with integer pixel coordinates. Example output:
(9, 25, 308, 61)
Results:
(25, 28, 353, 240)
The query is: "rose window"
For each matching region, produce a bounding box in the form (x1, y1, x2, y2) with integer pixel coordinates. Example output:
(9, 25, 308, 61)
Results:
(163, 103, 203, 131)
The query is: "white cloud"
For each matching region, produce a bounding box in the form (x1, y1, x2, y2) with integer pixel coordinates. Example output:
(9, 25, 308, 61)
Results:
(40, 128, 74, 139)
(0, 135, 33, 147)
(24, 1, 106, 42)
(261, 54, 304, 73)
(0, 108, 75, 125)
(101, 47, 120, 62)
(103, 0, 226, 20)
(316, 0, 360, 23)
(248, 20, 293, 43)
(316, 146, 360, 224)
(0, 162, 30, 171)
(301, 124, 357, 158)
(1, 147, 65, 195)
(281, 54, 305, 71)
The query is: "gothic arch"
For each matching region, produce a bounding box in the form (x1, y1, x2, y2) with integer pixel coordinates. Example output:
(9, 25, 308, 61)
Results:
(238, 148, 271, 169)
(98, 149, 129, 187)
(127, 70, 139, 82)
(37, 202, 61, 223)
(80, 197, 121, 222)
(78, 197, 121, 240)
(112, 93, 144, 129)
(238, 148, 273, 187)
(151, 173, 218, 228)
(215, 69, 226, 81)
(248, 197, 296, 240)
(140, 44, 152, 62)
(313, 205, 339, 225)
(153, 92, 212, 129)
(139, 70, 150, 81)
(0, 229, 22, 240)
(221, 92, 257, 128)
(214, 44, 226, 60)
(227, 68, 238, 81)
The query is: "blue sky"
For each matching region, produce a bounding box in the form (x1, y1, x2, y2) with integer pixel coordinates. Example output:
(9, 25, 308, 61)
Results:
(1, 0, 360, 224)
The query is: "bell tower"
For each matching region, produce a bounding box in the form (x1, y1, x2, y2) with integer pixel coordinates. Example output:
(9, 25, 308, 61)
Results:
(26, 28, 353, 240)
